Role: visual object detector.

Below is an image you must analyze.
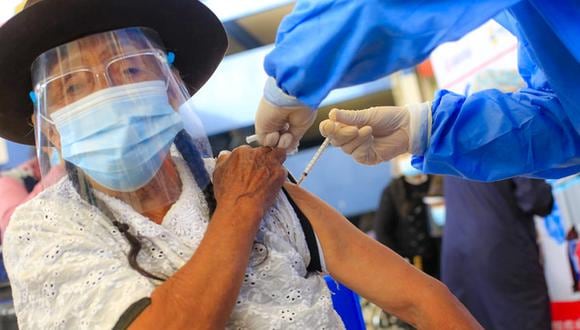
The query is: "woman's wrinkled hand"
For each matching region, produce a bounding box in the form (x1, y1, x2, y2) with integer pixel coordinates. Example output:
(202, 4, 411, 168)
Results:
(213, 146, 287, 219)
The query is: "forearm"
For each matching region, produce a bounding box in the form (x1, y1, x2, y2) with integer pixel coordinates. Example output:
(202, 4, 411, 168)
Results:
(320, 211, 478, 328)
(337, 233, 479, 329)
(414, 283, 482, 330)
(283, 183, 480, 329)
(130, 204, 262, 329)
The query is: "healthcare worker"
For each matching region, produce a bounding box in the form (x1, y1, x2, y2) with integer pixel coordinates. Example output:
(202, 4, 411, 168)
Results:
(0, 1, 481, 329)
(255, 0, 580, 181)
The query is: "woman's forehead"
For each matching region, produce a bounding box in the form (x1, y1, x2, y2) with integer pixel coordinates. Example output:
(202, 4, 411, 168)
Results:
(35, 28, 164, 80)
(56, 36, 147, 67)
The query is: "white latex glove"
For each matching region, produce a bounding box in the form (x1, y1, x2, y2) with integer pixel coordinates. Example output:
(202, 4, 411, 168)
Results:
(254, 97, 316, 152)
(319, 103, 431, 165)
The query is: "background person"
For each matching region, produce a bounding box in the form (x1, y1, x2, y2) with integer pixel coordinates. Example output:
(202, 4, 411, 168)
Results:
(442, 176, 553, 329)
(0, 158, 39, 240)
(374, 155, 443, 279)
(0, 153, 64, 241)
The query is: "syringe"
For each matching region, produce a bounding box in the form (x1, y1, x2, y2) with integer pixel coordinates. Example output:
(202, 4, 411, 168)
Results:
(297, 137, 330, 185)
(245, 134, 331, 185)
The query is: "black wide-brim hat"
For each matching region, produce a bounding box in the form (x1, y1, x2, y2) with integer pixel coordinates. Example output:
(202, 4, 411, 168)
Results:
(0, 0, 228, 145)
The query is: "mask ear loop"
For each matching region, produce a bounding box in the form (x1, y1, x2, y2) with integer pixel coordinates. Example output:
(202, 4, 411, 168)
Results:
(158, 52, 176, 92)
(37, 111, 55, 125)
(30, 89, 55, 126)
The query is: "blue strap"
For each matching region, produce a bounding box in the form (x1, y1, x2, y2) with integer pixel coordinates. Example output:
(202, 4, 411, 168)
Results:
(29, 91, 37, 104)
(167, 52, 176, 65)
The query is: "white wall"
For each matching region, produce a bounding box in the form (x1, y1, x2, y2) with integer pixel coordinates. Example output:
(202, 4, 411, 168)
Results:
(430, 20, 518, 94)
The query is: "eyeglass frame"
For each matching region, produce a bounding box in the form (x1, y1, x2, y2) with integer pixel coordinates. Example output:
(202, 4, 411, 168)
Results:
(32, 48, 172, 107)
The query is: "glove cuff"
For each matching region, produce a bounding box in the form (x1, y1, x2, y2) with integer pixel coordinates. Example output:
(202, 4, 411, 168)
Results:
(407, 102, 432, 155)
(263, 77, 310, 109)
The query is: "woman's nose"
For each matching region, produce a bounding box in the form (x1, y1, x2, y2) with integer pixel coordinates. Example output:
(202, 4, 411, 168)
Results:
(92, 72, 113, 91)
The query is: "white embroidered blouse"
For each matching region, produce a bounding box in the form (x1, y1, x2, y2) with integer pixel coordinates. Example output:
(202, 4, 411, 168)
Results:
(3, 156, 344, 329)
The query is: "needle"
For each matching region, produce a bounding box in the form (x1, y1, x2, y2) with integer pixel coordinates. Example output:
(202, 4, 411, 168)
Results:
(245, 135, 331, 185)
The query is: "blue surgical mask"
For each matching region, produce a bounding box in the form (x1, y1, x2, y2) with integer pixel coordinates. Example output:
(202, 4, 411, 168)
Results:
(430, 206, 446, 226)
(50, 81, 184, 192)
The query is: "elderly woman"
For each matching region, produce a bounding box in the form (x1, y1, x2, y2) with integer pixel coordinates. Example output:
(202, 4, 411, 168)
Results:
(0, 0, 480, 329)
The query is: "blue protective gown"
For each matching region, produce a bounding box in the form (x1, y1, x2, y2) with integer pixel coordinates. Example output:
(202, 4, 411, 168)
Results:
(264, 0, 580, 181)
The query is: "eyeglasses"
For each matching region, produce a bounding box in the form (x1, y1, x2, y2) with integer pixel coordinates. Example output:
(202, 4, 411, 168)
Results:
(35, 49, 170, 111)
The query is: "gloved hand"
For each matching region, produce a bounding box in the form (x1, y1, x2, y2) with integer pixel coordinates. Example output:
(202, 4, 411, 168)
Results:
(255, 97, 316, 152)
(254, 77, 316, 152)
(319, 103, 431, 165)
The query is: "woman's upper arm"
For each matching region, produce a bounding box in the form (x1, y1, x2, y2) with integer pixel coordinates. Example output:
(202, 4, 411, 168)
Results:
(3, 198, 155, 329)
(282, 183, 481, 328)
(282, 182, 412, 282)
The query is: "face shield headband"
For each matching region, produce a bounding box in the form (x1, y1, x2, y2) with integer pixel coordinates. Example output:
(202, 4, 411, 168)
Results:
(30, 27, 213, 202)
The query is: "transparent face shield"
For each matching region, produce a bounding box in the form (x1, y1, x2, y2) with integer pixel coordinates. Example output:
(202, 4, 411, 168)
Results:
(31, 27, 213, 213)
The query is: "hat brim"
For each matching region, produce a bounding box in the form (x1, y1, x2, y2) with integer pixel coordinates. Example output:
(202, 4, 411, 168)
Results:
(0, 0, 227, 145)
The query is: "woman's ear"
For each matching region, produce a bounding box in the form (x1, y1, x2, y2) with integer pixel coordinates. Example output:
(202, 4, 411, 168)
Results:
(166, 67, 192, 111)
(48, 126, 62, 149)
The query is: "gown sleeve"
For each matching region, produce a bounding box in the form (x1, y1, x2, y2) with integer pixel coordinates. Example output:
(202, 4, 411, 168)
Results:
(412, 7, 580, 181)
(264, 0, 520, 108)
(411, 87, 580, 181)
